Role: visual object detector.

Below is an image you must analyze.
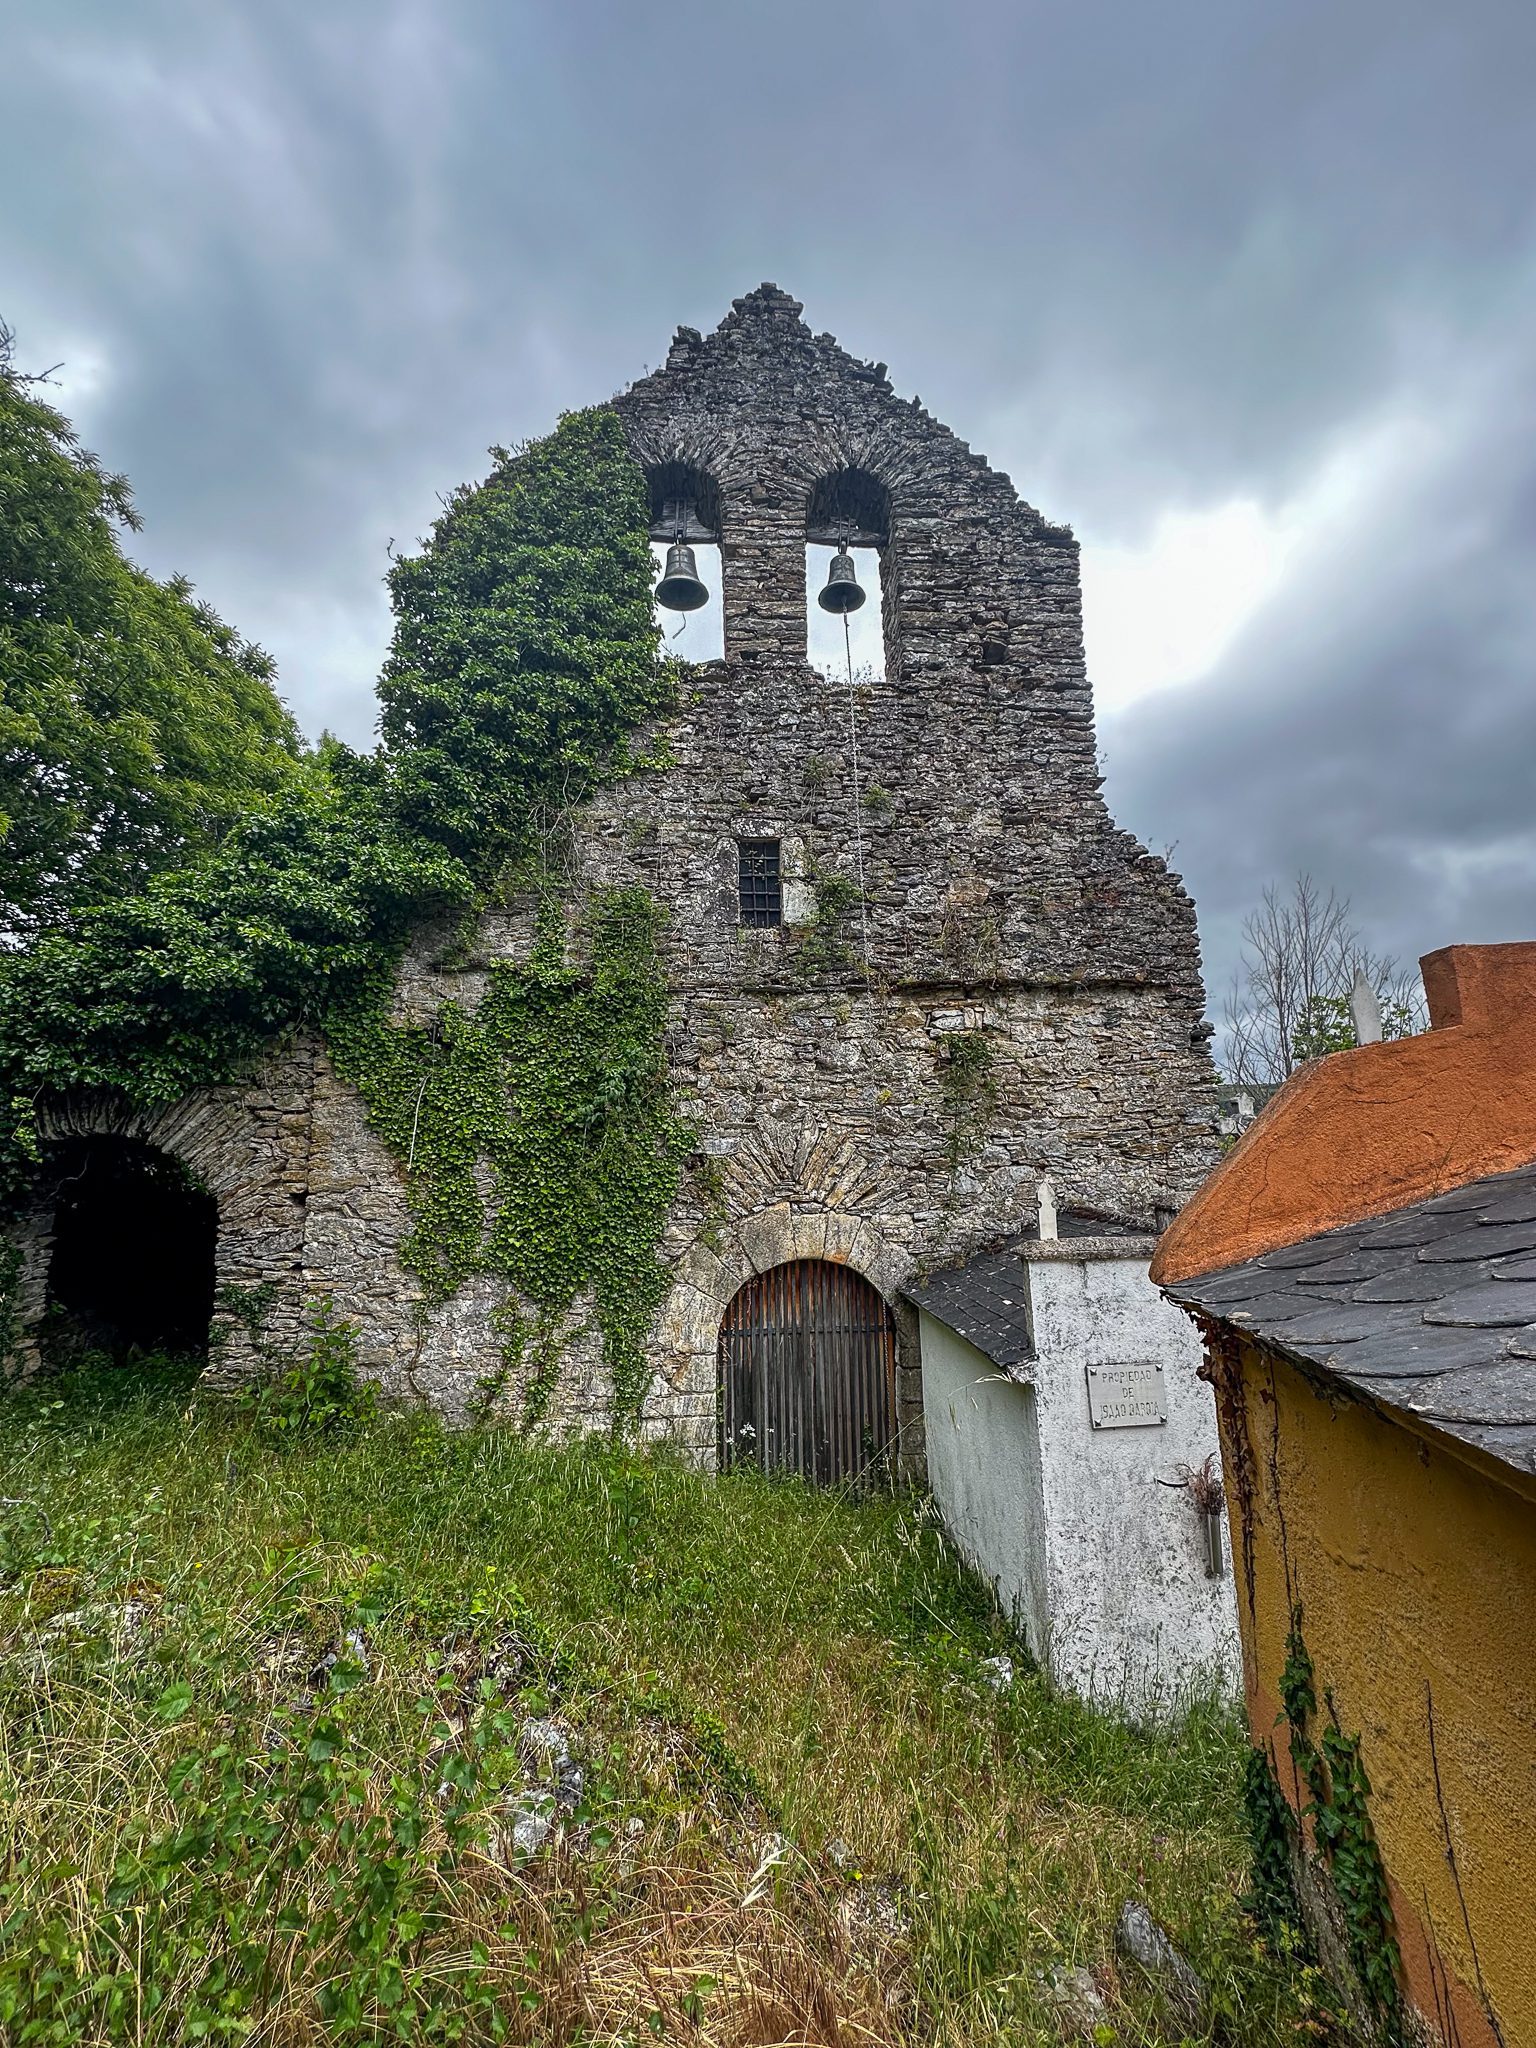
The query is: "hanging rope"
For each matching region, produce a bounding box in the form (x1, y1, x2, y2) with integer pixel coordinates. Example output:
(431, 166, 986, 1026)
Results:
(669, 526, 689, 640)
(843, 605, 873, 988)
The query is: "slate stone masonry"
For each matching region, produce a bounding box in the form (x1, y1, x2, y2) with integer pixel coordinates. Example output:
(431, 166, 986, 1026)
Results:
(12, 286, 1219, 1466)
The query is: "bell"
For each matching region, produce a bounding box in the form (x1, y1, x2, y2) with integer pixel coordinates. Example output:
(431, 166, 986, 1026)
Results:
(654, 538, 709, 613)
(817, 548, 867, 614)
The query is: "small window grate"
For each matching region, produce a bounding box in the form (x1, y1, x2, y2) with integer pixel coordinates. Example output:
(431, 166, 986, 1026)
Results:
(738, 839, 782, 927)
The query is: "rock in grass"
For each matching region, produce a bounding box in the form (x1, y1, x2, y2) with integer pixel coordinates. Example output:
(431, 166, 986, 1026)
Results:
(1115, 1900, 1204, 2028)
(978, 1653, 1016, 1691)
(521, 1714, 584, 1808)
(836, 1876, 911, 1941)
(488, 1788, 559, 1862)
(1037, 1963, 1109, 2033)
(39, 1597, 154, 1650)
(487, 1715, 588, 1861)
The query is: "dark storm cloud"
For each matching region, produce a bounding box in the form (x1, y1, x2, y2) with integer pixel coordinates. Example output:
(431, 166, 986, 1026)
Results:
(1105, 315, 1536, 1001)
(2, 0, 1533, 1008)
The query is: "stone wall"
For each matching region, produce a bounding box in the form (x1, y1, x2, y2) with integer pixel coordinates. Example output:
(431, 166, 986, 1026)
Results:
(8, 284, 1219, 1465)
(10, 1044, 317, 1383)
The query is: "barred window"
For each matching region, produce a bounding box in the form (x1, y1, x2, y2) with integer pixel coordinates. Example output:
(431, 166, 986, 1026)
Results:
(738, 839, 782, 927)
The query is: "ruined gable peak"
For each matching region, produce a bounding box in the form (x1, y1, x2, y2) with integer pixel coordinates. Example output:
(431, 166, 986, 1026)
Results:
(659, 283, 893, 393)
(731, 280, 805, 323)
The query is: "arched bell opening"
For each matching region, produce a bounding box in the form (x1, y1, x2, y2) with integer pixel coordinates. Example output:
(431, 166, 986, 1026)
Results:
(646, 460, 724, 661)
(41, 1136, 217, 1366)
(805, 468, 891, 682)
(717, 1259, 897, 1488)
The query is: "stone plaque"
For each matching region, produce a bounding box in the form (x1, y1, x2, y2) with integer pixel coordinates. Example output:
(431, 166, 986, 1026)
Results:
(1085, 1361, 1167, 1430)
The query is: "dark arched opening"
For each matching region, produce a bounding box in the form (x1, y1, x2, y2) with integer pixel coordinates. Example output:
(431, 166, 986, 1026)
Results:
(644, 460, 721, 543)
(718, 1260, 897, 1486)
(44, 1138, 217, 1363)
(805, 468, 890, 550)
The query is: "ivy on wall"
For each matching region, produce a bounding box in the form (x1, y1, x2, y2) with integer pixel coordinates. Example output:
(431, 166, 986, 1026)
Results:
(378, 414, 671, 864)
(1, 405, 690, 1428)
(1211, 1325, 1405, 2035)
(939, 1031, 998, 1171)
(1241, 1742, 1304, 1941)
(795, 872, 861, 979)
(329, 889, 693, 1429)
(1250, 1610, 1404, 2041)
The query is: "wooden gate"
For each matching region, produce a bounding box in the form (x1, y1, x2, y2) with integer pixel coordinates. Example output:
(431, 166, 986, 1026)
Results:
(717, 1260, 897, 1485)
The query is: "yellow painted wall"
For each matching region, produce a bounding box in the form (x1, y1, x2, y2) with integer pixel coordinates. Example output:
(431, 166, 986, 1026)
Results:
(1220, 1336, 1536, 2047)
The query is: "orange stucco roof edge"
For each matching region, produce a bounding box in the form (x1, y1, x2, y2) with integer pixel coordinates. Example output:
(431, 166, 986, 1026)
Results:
(1151, 941, 1536, 1288)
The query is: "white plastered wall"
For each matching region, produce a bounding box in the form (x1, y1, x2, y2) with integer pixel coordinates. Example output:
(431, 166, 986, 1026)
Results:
(919, 1244, 1241, 1716)
(918, 1311, 1051, 1660)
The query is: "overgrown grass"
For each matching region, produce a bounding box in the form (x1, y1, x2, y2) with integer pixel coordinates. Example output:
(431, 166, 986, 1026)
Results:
(0, 1366, 1341, 2045)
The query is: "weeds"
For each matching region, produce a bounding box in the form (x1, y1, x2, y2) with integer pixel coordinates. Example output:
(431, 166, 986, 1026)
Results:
(243, 1301, 377, 1443)
(0, 1370, 1346, 2044)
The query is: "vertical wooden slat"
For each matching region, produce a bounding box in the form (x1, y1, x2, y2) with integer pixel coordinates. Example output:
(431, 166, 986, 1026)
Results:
(717, 1258, 897, 1488)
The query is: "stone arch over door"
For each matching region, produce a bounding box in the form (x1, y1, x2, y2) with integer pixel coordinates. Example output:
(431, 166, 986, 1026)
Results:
(9, 1057, 315, 1385)
(646, 1205, 923, 1477)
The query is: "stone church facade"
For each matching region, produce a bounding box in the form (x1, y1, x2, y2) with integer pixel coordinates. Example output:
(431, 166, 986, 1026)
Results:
(11, 286, 1219, 1472)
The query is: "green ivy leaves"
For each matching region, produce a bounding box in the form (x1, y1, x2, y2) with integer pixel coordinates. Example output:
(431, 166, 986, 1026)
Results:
(334, 890, 692, 1432)
(1269, 1610, 1404, 2039)
(3, 407, 691, 1423)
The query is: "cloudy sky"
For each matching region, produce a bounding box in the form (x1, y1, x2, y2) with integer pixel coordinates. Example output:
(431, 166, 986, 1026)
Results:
(3, 0, 1533, 1016)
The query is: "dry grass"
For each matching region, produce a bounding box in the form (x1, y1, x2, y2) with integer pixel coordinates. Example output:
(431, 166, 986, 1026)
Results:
(0, 1368, 1344, 2045)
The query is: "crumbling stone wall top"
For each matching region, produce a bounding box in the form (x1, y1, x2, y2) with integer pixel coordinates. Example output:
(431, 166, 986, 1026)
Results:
(608, 283, 1212, 1017)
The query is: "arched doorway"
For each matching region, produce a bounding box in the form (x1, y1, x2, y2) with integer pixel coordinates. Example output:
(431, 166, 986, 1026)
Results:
(44, 1138, 217, 1363)
(718, 1260, 897, 1485)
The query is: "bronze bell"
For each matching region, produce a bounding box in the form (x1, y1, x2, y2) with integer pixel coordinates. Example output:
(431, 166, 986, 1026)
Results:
(654, 538, 709, 613)
(818, 547, 867, 614)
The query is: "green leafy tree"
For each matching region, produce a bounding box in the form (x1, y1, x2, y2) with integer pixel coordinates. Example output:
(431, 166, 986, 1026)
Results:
(379, 409, 668, 861)
(0, 406, 672, 1228)
(0, 326, 302, 938)
(1290, 988, 1424, 1066)
(0, 749, 469, 1140)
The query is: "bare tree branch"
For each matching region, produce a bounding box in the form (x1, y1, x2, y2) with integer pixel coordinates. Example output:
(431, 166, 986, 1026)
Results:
(1220, 874, 1427, 1085)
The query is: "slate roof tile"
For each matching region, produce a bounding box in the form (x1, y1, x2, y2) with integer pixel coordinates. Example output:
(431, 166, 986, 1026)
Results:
(1222, 1291, 1332, 1325)
(1257, 1234, 1370, 1270)
(1351, 1266, 1454, 1302)
(1404, 1363, 1536, 1426)
(903, 1251, 1035, 1373)
(1416, 1220, 1536, 1263)
(1342, 1326, 1506, 1379)
(1439, 1423, 1536, 1474)
(1278, 1303, 1414, 1344)
(1422, 1281, 1536, 1327)
(1293, 1251, 1398, 1287)
(1359, 1213, 1447, 1249)
(1164, 1162, 1536, 1478)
